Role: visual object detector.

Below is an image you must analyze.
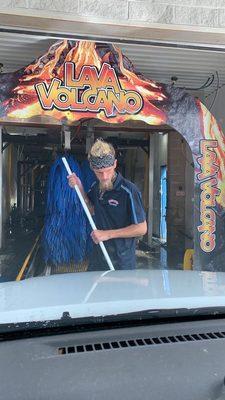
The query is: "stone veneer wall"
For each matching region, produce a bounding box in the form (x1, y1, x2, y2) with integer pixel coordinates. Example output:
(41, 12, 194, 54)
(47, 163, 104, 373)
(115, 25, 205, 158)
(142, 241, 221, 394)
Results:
(0, 1, 224, 30)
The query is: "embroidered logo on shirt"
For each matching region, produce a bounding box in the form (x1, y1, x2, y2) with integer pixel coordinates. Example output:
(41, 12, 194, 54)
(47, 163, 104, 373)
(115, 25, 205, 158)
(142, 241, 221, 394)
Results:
(108, 199, 119, 207)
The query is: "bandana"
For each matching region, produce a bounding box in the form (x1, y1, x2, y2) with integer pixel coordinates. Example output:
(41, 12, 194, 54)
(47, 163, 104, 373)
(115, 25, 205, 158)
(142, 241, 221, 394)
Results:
(89, 153, 115, 169)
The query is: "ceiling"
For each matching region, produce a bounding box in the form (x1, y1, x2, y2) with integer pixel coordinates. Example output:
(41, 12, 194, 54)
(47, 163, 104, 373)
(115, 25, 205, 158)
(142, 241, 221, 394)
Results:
(0, 31, 223, 101)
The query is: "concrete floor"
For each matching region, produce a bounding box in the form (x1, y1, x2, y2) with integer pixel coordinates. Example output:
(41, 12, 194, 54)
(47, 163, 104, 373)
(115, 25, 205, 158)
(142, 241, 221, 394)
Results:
(0, 231, 40, 282)
(0, 232, 180, 282)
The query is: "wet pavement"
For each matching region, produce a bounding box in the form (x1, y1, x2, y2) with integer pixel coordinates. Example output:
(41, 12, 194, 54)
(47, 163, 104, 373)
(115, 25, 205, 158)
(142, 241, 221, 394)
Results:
(0, 235, 177, 283)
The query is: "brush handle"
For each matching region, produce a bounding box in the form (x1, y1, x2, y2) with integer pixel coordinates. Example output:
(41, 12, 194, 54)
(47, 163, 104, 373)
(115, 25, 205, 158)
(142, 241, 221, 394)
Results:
(62, 157, 115, 271)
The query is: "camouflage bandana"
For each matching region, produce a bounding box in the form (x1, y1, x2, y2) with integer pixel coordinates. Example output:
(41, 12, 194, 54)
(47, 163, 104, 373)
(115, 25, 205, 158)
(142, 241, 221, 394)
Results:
(89, 153, 115, 169)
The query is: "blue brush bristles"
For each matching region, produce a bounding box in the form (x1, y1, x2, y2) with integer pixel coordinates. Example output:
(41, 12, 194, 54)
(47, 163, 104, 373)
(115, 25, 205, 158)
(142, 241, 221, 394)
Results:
(81, 159, 96, 255)
(81, 159, 96, 192)
(43, 155, 92, 266)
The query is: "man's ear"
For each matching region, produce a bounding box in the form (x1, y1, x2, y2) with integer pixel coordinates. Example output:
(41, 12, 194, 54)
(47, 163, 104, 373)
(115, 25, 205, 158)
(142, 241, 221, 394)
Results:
(114, 159, 118, 168)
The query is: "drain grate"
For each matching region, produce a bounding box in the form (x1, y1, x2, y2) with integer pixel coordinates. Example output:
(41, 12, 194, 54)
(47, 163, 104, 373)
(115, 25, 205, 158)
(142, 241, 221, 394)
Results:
(57, 331, 225, 355)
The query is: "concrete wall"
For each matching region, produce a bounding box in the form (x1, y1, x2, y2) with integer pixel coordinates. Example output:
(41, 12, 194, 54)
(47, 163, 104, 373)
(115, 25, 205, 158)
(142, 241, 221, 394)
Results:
(167, 131, 194, 266)
(0, 0, 224, 30)
(184, 141, 194, 250)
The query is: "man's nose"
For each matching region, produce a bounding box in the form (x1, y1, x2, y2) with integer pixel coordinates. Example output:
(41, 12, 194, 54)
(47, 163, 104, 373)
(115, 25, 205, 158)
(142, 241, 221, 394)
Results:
(102, 173, 108, 180)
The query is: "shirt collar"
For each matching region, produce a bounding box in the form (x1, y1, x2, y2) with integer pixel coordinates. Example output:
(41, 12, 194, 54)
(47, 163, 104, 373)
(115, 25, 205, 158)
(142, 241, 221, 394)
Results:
(113, 172, 123, 190)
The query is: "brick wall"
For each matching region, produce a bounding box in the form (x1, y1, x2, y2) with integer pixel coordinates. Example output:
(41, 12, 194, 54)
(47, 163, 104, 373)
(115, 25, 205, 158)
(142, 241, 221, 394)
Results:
(1, 0, 225, 30)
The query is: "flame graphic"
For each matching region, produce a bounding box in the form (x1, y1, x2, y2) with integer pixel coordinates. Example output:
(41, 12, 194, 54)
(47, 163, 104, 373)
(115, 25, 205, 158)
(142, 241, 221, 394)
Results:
(3, 40, 167, 126)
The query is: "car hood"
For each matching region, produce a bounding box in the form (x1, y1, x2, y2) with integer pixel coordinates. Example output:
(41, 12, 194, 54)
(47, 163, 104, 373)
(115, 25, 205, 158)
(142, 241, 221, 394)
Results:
(0, 269, 225, 324)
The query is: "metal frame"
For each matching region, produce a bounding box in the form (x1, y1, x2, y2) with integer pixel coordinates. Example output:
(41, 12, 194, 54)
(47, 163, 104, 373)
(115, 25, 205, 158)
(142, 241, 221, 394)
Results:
(0, 26, 225, 52)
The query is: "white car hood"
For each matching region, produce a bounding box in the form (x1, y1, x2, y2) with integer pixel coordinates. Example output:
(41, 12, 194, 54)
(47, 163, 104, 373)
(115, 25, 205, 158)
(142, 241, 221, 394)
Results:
(0, 269, 225, 324)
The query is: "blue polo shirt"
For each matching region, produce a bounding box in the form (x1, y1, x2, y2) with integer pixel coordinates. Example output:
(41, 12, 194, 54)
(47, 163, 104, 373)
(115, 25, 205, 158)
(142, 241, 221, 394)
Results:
(87, 173, 146, 270)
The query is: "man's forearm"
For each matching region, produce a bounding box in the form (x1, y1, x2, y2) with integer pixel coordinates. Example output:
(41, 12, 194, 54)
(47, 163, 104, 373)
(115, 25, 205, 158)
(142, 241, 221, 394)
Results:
(80, 191, 94, 215)
(90, 221, 147, 244)
(108, 221, 147, 240)
(68, 173, 94, 215)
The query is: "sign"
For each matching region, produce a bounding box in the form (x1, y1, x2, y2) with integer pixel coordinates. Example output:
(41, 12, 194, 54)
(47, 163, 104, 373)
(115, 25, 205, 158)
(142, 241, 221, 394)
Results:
(35, 62, 143, 118)
(197, 140, 220, 252)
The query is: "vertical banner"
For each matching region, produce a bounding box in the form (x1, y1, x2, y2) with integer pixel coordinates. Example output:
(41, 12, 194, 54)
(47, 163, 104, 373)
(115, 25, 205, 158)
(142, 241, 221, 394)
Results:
(195, 105, 225, 270)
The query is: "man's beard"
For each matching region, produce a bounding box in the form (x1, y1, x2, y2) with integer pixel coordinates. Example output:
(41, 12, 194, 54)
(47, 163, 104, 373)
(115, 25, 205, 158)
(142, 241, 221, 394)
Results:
(99, 173, 116, 191)
(99, 180, 114, 191)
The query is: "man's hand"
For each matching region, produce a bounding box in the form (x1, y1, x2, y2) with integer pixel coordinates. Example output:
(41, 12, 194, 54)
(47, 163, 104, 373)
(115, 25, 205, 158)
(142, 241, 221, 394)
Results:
(91, 221, 147, 244)
(67, 173, 83, 192)
(67, 173, 94, 214)
(91, 229, 112, 244)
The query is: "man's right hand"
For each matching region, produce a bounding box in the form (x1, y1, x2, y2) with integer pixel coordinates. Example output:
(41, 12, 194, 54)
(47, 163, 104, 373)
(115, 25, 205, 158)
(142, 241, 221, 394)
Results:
(67, 173, 83, 192)
(67, 173, 94, 215)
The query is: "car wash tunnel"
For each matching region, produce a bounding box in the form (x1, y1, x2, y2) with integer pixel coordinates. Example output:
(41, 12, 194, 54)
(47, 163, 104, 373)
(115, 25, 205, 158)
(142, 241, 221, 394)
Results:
(0, 121, 194, 281)
(0, 38, 224, 281)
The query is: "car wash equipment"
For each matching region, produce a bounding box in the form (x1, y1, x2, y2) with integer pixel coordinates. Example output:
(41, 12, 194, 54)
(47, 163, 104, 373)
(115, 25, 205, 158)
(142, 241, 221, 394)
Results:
(62, 157, 115, 271)
(43, 155, 90, 267)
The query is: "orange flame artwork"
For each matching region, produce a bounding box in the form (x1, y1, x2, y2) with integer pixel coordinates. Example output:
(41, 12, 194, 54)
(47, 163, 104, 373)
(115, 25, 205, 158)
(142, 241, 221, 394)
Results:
(1, 40, 167, 126)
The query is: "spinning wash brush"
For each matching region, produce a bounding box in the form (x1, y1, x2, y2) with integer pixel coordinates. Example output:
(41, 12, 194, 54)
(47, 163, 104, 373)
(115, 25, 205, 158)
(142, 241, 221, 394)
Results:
(43, 155, 91, 267)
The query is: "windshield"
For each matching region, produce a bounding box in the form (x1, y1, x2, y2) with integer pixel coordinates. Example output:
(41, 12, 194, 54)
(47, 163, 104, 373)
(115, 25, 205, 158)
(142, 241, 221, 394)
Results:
(0, 34, 225, 333)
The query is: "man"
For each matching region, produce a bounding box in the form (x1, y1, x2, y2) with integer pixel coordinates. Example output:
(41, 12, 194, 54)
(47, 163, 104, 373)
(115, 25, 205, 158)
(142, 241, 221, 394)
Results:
(68, 139, 147, 270)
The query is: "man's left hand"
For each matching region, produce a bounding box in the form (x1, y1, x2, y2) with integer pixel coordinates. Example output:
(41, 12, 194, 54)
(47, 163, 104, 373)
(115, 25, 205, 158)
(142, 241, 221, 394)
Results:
(91, 229, 112, 244)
